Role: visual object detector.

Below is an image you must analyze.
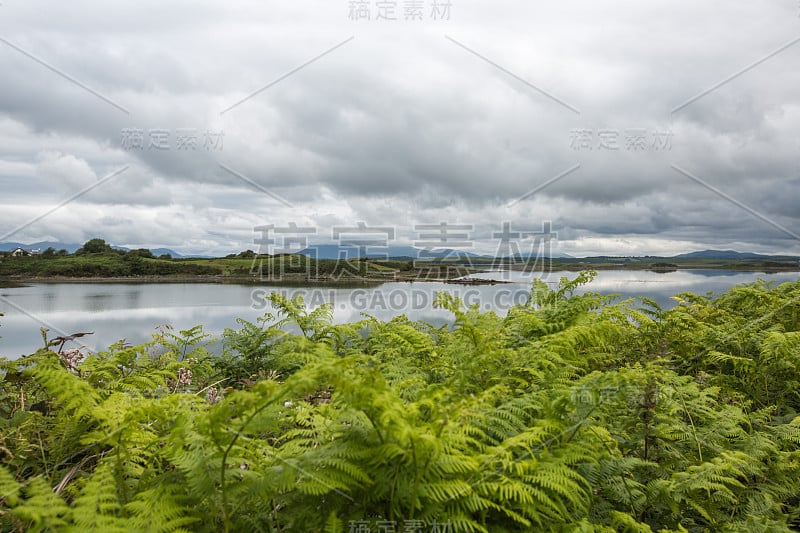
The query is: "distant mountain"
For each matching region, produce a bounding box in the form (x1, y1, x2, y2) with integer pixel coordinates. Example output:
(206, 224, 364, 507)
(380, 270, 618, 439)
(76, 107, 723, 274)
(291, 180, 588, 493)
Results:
(673, 250, 776, 260)
(296, 245, 487, 260)
(3, 242, 793, 262)
(150, 248, 186, 258)
(295, 245, 574, 260)
(109, 246, 193, 258)
(511, 252, 575, 259)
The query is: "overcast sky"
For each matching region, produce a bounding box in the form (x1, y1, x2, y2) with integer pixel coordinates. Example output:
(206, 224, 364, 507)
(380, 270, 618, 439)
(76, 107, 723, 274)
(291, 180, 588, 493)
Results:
(0, 0, 798, 257)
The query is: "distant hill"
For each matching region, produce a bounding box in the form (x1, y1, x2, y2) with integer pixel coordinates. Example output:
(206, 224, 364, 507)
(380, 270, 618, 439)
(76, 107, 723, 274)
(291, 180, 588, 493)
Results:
(149, 248, 188, 258)
(294, 244, 575, 260)
(511, 252, 575, 259)
(672, 250, 795, 260)
(3, 242, 794, 262)
(296, 244, 485, 260)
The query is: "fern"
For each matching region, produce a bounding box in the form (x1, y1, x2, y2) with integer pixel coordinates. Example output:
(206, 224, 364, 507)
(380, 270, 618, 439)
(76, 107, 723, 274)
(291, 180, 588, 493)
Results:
(2, 275, 800, 531)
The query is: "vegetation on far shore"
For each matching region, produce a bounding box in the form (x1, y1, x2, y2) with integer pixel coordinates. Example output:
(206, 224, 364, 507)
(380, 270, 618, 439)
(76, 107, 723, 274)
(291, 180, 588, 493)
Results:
(1, 239, 797, 284)
(1, 272, 800, 531)
(0, 239, 456, 282)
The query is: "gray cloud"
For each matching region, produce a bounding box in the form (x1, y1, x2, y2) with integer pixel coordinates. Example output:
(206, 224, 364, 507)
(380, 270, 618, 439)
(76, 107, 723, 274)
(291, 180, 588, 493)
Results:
(1, 0, 799, 255)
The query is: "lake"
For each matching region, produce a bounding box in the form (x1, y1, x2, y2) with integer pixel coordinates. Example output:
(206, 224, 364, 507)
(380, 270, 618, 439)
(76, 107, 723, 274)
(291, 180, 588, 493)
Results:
(1, 269, 798, 358)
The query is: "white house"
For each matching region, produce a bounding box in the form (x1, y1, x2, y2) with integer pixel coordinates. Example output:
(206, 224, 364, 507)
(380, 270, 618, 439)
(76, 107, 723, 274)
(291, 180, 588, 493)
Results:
(10, 248, 31, 257)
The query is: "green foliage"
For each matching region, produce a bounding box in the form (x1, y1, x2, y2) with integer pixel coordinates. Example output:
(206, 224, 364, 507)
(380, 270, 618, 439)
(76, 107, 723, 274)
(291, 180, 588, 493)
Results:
(79, 238, 115, 255)
(1, 275, 800, 532)
(0, 253, 219, 277)
(127, 249, 155, 259)
(2, 243, 461, 282)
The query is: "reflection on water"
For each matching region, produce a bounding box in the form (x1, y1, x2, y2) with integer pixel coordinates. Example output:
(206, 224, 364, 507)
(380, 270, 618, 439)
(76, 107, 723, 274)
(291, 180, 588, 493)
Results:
(465, 269, 800, 296)
(0, 270, 797, 359)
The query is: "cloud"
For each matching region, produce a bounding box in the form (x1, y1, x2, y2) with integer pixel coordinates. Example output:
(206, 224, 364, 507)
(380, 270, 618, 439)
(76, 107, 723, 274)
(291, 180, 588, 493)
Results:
(0, 0, 799, 256)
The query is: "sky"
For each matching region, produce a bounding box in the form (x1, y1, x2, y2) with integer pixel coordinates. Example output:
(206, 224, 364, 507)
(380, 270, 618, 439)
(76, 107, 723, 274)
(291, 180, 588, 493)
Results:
(0, 0, 799, 257)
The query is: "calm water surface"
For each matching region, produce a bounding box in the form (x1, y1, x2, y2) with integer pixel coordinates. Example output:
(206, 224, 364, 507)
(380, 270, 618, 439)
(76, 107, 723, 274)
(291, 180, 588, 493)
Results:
(1, 270, 797, 358)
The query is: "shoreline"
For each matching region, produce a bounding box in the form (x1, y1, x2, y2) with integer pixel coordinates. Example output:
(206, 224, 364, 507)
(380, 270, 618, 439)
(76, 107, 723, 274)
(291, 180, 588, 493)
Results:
(0, 274, 471, 286)
(2, 264, 799, 287)
(508, 264, 800, 273)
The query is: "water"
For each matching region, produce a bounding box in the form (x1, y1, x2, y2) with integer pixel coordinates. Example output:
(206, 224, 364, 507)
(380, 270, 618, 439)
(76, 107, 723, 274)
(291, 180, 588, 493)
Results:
(0, 270, 797, 358)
